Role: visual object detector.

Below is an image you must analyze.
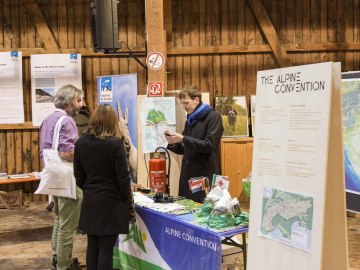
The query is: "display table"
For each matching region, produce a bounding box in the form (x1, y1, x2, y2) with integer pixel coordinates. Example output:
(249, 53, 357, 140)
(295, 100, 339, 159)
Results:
(114, 205, 248, 270)
(0, 175, 40, 185)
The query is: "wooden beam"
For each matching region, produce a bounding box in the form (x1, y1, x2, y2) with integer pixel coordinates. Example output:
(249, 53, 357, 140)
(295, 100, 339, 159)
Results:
(163, 0, 173, 43)
(169, 42, 360, 55)
(0, 122, 38, 130)
(287, 42, 360, 52)
(146, 0, 167, 91)
(22, 0, 60, 53)
(4, 42, 360, 57)
(246, 0, 291, 67)
(168, 44, 271, 55)
(0, 47, 146, 57)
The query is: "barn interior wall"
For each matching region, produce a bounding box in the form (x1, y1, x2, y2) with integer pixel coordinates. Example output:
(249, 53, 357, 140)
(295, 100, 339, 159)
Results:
(0, 0, 359, 196)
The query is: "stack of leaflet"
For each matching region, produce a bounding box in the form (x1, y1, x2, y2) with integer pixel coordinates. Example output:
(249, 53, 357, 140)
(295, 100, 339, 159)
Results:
(133, 192, 186, 214)
(0, 173, 8, 180)
(8, 173, 30, 179)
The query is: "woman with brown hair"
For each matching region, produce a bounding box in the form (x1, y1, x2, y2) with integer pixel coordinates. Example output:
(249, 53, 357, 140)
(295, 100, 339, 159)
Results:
(73, 104, 133, 270)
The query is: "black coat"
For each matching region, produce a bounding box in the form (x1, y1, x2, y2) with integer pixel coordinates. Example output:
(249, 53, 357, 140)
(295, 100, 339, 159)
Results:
(74, 134, 131, 236)
(168, 109, 224, 202)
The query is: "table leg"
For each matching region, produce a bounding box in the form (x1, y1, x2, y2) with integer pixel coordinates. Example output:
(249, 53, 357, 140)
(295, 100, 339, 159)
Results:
(242, 233, 247, 270)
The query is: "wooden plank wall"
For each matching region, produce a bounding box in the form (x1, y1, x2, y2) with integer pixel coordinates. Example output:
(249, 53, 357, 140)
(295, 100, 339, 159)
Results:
(1, 0, 360, 199)
(0, 0, 146, 199)
(168, 0, 360, 98)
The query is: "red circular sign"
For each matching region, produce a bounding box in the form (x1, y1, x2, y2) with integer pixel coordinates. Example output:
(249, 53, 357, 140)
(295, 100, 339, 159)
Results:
(146, 51, 165, 71)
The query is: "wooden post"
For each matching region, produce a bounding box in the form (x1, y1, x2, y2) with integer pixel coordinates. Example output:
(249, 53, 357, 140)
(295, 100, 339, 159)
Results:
(145, 0, 167, 94)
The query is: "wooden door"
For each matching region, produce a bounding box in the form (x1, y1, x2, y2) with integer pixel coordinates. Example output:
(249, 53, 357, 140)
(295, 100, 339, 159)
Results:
(220, 138, 253, 199)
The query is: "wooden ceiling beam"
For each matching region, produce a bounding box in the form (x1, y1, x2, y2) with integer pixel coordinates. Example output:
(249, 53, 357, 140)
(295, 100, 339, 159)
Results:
(22, 0, 60, 54)
(246, 0, 292, 67)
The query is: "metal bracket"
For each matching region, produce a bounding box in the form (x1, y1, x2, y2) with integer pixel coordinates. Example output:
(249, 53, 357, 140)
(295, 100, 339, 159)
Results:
(101, 40, 148, 84)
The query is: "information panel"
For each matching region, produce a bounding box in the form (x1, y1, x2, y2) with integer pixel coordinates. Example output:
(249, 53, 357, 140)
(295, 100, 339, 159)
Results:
(247, 62, 348, 270)
(0, 51, 24, 124)
(31, 54, 82, 126)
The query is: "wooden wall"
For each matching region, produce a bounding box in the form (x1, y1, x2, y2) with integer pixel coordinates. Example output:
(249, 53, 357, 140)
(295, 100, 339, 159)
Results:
(168, 0, 360, 99)
(1, 0, 360, 197)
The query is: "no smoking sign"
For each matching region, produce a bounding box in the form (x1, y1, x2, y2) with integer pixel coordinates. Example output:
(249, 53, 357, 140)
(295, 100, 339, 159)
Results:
(146, 51, 165, 71)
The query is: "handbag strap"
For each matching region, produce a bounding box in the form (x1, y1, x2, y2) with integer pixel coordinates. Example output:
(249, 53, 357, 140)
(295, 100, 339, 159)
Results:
(52, 116, 68, 150)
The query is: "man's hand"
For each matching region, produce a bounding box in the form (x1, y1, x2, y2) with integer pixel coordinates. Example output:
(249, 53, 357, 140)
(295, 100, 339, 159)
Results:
(60, 151, 74, 162)
(165, 132, 183, 144)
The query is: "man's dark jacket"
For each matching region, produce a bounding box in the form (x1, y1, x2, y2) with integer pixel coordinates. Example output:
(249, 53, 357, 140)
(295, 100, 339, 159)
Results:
(168, 109, 223, 202)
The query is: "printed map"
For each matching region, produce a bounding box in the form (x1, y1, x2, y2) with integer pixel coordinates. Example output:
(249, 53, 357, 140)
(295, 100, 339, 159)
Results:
(342, 79, 360, 194)
(259, 187, 313, 252)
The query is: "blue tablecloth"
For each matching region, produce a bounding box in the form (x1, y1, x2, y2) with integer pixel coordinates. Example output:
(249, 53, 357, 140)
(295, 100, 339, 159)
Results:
(114, 206, 248, 270)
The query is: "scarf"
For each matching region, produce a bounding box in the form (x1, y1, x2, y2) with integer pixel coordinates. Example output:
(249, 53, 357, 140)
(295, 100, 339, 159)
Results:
(187, 102, 212, 126)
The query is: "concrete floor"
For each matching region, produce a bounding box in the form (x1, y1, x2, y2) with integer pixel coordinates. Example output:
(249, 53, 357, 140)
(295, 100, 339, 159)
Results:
(0, 202, 359, 270)
(0, 202, 86, 270)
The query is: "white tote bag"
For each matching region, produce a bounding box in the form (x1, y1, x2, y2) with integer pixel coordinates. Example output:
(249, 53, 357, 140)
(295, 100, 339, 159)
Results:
(35, 116, 76, 199)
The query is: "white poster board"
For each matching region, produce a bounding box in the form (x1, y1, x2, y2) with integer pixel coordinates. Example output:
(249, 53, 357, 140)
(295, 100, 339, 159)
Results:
(31, 54, 82, 126)
(0, 51, 24, 124)
(247, 62, 348, 270)
(137, 92, 209, 196)
(140, 97, 176, 154)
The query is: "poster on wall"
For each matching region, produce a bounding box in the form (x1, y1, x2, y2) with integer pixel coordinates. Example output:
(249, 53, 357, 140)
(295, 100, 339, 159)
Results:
(215, 96, 249, 137)
(341, 71, 360, 213)
(140, 96, 176, 153)
(250, 95, 256, 136)
(0, 51, 24, 124)
(97, 74, 138, 183)
(31, 54, 82, 126)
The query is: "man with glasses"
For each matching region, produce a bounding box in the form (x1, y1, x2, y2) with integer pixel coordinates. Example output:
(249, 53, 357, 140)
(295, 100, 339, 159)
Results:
(165, 85, 224, 203)
(39, 84, 83, 270)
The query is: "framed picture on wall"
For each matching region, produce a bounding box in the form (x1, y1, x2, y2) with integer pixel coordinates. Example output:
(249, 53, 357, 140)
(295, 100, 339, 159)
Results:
(250, 95, 256, 137)
(215, 96, 249, 137)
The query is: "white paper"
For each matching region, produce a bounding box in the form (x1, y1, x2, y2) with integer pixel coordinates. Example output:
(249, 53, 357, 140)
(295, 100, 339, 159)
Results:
(0, 51, 24, 124)
(140, 97, 176, 153)
(30, 54, 82, 126)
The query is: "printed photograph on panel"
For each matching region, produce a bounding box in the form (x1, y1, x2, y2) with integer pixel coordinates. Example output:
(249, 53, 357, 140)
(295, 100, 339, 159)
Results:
(215, 96, 249, 137)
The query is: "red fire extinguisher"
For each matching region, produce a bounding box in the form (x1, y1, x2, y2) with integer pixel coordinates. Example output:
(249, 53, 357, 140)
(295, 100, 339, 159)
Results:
(149, 147, 171, 193)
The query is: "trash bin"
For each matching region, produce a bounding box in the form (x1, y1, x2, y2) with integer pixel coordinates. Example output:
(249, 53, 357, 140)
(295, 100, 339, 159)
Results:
(242, 181, 251, 197)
